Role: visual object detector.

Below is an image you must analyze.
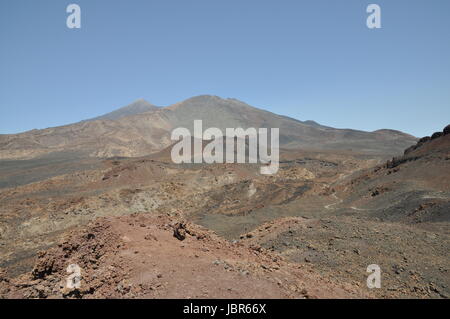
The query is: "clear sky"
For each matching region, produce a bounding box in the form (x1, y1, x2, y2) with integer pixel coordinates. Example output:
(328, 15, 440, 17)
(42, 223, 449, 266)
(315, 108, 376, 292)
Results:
(1, 0, 449, 137)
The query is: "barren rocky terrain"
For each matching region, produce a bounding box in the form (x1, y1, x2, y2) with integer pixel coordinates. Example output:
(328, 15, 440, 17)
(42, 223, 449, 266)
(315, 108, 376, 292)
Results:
(0, 98, 448, 299)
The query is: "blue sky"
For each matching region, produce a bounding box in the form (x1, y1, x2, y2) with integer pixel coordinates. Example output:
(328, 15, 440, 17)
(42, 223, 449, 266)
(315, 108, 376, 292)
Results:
(1, 0, 449, 137)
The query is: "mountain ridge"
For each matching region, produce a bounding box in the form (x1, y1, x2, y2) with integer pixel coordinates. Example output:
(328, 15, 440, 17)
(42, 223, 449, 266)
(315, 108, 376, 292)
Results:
(83, 99, 159, 122)
(0, 95, 417, 160)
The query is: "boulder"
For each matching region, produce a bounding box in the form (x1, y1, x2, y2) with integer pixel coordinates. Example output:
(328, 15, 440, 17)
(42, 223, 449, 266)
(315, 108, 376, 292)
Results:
(431, 132, 443, 140)
(418, 136, 431, 144)
(173, 222, 187, 241)
(444, 124, 450, 135)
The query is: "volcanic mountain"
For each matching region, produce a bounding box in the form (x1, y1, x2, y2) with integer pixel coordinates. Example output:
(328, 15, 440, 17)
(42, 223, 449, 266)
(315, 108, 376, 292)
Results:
(84, 99, 159, 122)
(0, 95, 417, 160)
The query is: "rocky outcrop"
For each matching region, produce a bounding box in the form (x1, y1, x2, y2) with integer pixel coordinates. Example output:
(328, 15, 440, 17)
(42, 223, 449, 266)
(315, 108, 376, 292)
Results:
(404, 124, 449, 155)
(444, 124, 450, 135)
(431, 132, 444, 140)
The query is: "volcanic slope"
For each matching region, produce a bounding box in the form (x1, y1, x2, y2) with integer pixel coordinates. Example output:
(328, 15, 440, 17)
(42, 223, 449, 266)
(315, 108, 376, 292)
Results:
(243, 126, 450, 298)
(0, 214, 369, 299)
(0, 95, 416, 160)
(0, 131, 448, 298)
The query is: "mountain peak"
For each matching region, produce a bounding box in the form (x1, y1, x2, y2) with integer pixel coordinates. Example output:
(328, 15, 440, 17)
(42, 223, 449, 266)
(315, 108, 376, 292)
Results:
(187, 95, 249, 105)
(167, 95, 253, 112)
(133, 97, 151, 104)
(85, 99, 158, 122)
(184, 95, 224, 103)
(124, 98, 155, 109)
